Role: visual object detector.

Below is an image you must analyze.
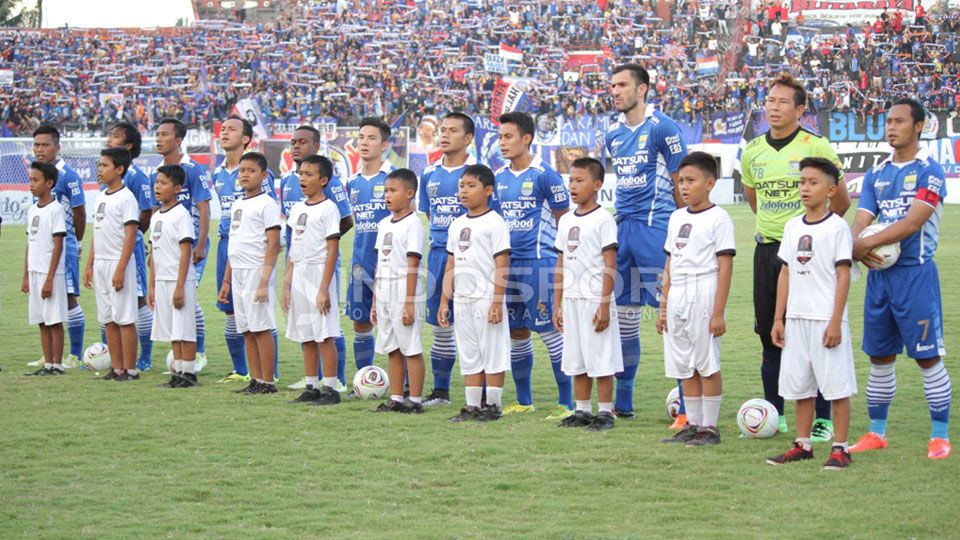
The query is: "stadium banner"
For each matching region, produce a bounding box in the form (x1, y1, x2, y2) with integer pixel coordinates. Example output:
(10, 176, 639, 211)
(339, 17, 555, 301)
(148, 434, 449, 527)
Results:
(787, 0, 920, 25)
(484, 53, 509, 74)
(0, 69, 15, 86)
(498, 43, 524, 62)
(233, 98, 270, 140)
(489, 78, 537, 124)
(710, 111, 749, 144)
(695, 55, 720, 77)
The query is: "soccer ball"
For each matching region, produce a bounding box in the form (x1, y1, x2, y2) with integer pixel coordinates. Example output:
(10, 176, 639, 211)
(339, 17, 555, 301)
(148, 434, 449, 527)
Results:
(352, 365, 389, 399)
(737, 399, 780, 439)
(165, 350, 207, 373)
(858, 224, 900, 270)
(665, 387, 682, 420)
(83, 343, 111, 371)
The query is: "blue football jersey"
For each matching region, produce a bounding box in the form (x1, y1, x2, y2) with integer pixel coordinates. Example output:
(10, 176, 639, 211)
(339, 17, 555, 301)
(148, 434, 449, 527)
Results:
(346, 161, 395, 265)
(418, 156, 476, 249)
(279, 169, 351, 247)
(150, 155, 212, 239)
(51, 158, 85, 260)
(605, 108, 688, 229)
(213, 163, 276, 237)
(493, 155, 569, 260)
(858, 149, 946, 266)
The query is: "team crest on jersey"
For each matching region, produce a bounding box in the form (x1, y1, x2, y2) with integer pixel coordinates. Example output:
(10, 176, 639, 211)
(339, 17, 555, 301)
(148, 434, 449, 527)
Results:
(676, 223, 692, 249)
(295, 213, 307, 236)
(350, 190, 359, 205)
(903, 174, 917, 191)
(796, 235, 813, 265)
(95, 202, 106, 222)
(567, 226, 581, 252)
(639, 134, 648, 145)
(373, 184, 385, 200)
(789, 156, 802, 171)
(30, 215, 40, 236)
(231, 209, 242, 231)
(521, 181, 534, 197)
(152, 221, 163, 242)
(458, 228, 472, 252)
(382, 232, 393, 255)
(428, 182, 439, 199)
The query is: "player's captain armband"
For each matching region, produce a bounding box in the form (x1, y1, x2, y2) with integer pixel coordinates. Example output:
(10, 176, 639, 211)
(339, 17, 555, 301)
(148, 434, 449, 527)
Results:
(917, 187, 941, 206)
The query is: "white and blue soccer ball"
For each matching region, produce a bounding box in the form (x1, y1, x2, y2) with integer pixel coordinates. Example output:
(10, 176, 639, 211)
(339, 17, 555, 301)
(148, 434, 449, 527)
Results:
(858, 224, 901, 270)
(353, 365, 389, 399)
(83, 343, 111, 372)
(737, 399, 780, 439)
(666, 387, 682, 420)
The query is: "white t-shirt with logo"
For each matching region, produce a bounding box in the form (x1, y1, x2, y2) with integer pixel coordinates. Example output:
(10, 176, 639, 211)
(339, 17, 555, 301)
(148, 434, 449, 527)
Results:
(777, 212, 852, 321)
(375, 212, 425, 305)
(149, 203, 196, 281)
(227, 191, 282, 269)
(26, 200, 66, 274)
(287, 198, 340, 265)
(445, 210, 511, 300)
(664, 205, 737, 275)
(92, 186, 140, 261)
(553, 207, 618, 300)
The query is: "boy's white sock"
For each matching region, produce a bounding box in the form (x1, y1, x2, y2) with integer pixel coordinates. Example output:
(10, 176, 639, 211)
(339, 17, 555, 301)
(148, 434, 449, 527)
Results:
(486, 387, 503, 409)
(323, 377, 338, 390)
(701, 395, 722, 428)
(181, 361, 196, 374)
(306, 376, 319, 389)
(465, 386, 483, 408)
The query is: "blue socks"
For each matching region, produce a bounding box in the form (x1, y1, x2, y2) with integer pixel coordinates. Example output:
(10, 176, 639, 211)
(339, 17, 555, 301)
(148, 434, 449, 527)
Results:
(615, 307, 641, 413)
(136, 305, 153, 370)
(354, 329, 375, 370)
(272, 329, 279, 378)
(67, 305, 84, 358)
(676, 381, 686, 415)
(99, 323, 107, 344)
(540, 330, 571, 409)
(430, 326, 457, 392)
(335, 335, 347, 385)
(224, 314, 247, 376)
(195, 303, 206, 354)
(921, 360, 952, 439)
(866, 362, 896, 436)
(510, 338, 534, 406)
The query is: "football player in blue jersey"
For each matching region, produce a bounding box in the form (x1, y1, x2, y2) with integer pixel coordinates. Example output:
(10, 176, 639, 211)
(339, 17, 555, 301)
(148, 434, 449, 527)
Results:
(280, 125, 352, 390)
(417, 112, 476, 407)
(345, 117, 395, 391)
(493, 112, 573, 419)
(213, 116, 279, 383)
(606, 64, 689, 420)
(152, 117, 212, 366)
(850, 99, 952, 460)
(105, 122, 155, 371)
(32, 124, 86, 367)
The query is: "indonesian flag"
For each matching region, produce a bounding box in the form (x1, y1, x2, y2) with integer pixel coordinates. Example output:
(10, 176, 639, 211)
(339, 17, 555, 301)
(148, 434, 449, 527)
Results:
(499, 43, 524, 62)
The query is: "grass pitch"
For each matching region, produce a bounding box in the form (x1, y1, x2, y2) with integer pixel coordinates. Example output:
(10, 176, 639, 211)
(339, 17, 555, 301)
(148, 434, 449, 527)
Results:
(1, 205, 958, 538)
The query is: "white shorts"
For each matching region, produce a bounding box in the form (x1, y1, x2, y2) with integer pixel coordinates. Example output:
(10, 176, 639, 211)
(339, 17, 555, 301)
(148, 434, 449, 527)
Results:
(663, 275, 721, 379)
(28, 271, 67, 326)
(780, 318, 857, 401)
(561, 298, 623, 377)
(151, 279, 197, 342)
(286, 263, 340, 343)
(454, 297, 510, 376)
(375, 300, 424, 356)
(232, 267, 276, 333)
(93, 259, 138, 325)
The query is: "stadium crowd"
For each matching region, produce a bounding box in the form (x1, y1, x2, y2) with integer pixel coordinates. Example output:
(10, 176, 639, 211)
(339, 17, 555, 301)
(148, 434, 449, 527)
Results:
(0, 0, 957, 136)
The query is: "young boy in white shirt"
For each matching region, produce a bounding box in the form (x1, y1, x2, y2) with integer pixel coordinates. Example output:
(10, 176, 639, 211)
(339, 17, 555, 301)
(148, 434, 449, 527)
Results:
(23, 161, 68, 376)
(371, 168, 427, 414)
(148, 164, 199, 387)
(218, 152, 282, 394)
(439, 164, 511, 422)
(84, 147, 141, 381)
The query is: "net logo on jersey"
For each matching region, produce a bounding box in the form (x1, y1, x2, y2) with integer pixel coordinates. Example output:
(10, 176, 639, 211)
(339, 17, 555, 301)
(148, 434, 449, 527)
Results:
(458, 228, 472, 252)
(796, 235, 813, 265)
(231, 209, 242, 231)
(567, 226, 581, 252)
(294, 213, 307, 237)
(382, 233, 393, 256)
(676, 224, 692, 249)
(95, 202, 106, 223)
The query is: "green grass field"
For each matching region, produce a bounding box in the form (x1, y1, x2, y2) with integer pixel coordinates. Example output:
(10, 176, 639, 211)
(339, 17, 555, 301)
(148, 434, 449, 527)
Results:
(1, 204, 958, 538)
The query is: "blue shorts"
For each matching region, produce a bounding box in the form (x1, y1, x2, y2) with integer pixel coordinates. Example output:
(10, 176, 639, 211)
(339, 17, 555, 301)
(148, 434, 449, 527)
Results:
(194, 237, 210, 284)
(425, 247, 453, 326)
(345, 255, 375, 324)
(506, 256, 556, 332)
(216, 236, 233, 312)
(615, 219, 666, 307)
(64, 252, 80, 297)
(134, 234, 148, 298)
(863, 262, 946, 360)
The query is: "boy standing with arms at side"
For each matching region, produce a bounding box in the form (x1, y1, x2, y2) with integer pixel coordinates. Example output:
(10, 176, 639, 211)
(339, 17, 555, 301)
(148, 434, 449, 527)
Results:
(657, 152, 736, 446)
(85, 148, 140, 381)
(148, 165, 199, 387)
(372, 169, 427, 414)
(283, 155, 343, 406)
(218, 153, 282, 395)
(767, 158, 856, 470)
(23, 162, 68, 376)
(440, 165, 512, 422)
(552, 158, 623, 430)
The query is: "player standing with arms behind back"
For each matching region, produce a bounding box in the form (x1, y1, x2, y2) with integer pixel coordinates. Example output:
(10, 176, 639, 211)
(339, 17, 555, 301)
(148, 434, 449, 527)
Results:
(739, 74, 850, 439)
(606, 64, 688, 421)
(849, 99, 952, 460)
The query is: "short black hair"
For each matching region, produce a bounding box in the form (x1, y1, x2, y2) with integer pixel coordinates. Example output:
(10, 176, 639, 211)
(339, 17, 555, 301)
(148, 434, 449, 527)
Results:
(612, 63, 651, 88)
(359, 117, 391, 143)
(387, 168, 418, 192)
(570, 157, 604, 182)
(100, 147, 131, 176)
(679, 151, 719, 180)
(300, 154, 333, 181)
(30, 161, 58, 183)
(892, 98, 925, 125)
(769, 73, 807, 108)
(499, 112, 535, 142)
(240, 151, 268, 172)
(799, 157, 841, 185)
(158, 117, 187, 140)
(156, 164, 186, 186)
(443, 112, 475, 136)
(463, 164, 495, 188)
(110, 122, 142, 159)
(33, 124, 61, 144)
(227, 115, 254, 149)
(294, 125, 321, 144)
